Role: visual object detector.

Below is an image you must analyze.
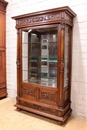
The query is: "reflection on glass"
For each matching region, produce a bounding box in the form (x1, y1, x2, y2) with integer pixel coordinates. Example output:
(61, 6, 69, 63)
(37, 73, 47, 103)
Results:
(22, 27, 58, 88)
(64, 27, 69, 88)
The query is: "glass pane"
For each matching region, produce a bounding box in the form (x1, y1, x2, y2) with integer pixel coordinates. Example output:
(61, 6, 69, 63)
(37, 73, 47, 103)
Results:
(64, 27, 70, 88)
(22, 27, 58, 88)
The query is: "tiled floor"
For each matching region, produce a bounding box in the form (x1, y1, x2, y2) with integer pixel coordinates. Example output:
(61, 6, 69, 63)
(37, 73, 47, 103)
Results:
(0, 98, 87, 130)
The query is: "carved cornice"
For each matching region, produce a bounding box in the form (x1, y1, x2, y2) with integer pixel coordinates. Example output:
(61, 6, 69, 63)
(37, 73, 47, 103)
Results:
(16, 12, 73, 27)
(12, 6, 76, 28)
(0, 0, 8, 12)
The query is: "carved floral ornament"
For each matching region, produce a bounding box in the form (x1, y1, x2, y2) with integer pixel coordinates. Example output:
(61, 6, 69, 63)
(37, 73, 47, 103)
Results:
(16, 12, 72, 27)
(16, 13, 60, 25)
(41, 91, 55, 100)
(16, 11, 73, 26)
(20, 101, 58, 116)
(23, 87, 35, 96)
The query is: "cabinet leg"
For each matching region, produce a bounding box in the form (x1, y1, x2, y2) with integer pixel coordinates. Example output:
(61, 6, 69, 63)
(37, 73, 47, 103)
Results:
(57, 121, 64, 125)
(17, 107, 22, 111)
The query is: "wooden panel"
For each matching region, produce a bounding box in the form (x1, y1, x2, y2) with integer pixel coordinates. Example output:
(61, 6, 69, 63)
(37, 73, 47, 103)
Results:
(0, 1, 8, 98)
(0, 12, 5, 47)
(0, 51, 6, 83)
(21, 83, 37, 100)
(0, 83, 6, 88)
(38, 87, 58, 105)
(0, 84, 7, 98)
(0, 87, 6, 93)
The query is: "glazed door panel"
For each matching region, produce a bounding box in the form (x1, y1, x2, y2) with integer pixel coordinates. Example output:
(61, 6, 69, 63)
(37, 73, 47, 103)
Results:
(22, 26, 58, 89)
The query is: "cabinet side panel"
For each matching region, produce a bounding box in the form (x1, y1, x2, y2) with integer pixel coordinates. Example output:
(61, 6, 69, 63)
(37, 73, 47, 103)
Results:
(0, 51, 6, 83)
(0, 12, 5, 47)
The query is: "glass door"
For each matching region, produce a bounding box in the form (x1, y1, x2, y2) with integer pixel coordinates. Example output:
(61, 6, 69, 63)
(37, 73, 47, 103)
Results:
(22, 26, 58, 88)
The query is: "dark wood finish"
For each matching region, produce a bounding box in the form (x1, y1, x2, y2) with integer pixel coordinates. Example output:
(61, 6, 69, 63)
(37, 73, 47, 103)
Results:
(12, 6, 76, 124)
(0, 0, 8, 98)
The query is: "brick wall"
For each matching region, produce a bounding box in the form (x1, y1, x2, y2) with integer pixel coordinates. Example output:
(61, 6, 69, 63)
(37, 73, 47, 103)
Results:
(6, 0, 87, 119)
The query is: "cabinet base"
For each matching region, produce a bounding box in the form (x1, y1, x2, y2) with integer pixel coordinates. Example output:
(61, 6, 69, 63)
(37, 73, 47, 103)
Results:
(0, 92, 7, 99)
(14, 102, 72, 125)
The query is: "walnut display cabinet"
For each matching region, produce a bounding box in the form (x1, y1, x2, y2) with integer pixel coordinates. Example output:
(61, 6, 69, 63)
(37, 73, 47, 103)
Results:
(12, 6, 76, 124)
(0, 0, 8, 98)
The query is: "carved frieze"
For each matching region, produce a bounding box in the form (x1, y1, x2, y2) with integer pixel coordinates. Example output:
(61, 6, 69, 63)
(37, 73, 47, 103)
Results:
(16, 13, 61, 26)
(20, 101, 58, 116)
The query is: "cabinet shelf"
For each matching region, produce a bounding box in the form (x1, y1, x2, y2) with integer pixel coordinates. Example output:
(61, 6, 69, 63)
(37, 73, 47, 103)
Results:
(23, 78, 57, 88)
(22, 42, 57, 44)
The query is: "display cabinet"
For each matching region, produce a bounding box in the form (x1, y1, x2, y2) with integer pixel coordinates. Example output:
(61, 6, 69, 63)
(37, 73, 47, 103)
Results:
(12, 6, 76, 124)
(0, 0, 8, 98)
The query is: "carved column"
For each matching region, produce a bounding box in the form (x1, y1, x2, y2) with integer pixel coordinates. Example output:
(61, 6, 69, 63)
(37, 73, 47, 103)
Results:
(16, 29, 21, 102)
(58, 23, 65, 107)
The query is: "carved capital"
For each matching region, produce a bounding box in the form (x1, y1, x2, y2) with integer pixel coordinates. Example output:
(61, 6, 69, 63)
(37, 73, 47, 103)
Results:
(16, 57, 20, 69)
(17, 29, 19, 34)
(61, 22, 65, 29)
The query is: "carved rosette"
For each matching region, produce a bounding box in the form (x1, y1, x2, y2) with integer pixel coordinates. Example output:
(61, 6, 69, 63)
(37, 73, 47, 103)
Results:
(23, 87, 35, 96)
(20, 101, 58, 116)
(41, 92, 55, 101)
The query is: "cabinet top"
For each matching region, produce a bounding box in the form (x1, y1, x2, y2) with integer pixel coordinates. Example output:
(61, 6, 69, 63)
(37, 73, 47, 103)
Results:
(12, 6, 76, 28)
(0, 0, 8, 11)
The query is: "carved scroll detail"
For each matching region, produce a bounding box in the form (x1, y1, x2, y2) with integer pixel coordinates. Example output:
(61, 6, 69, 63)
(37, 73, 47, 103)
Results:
(16, 57, 20, 68)
(23, 87, 35, 96)
(41, 92, 55, 101)
(20, 101, 58, 116)
(17, 13, 60, 25)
